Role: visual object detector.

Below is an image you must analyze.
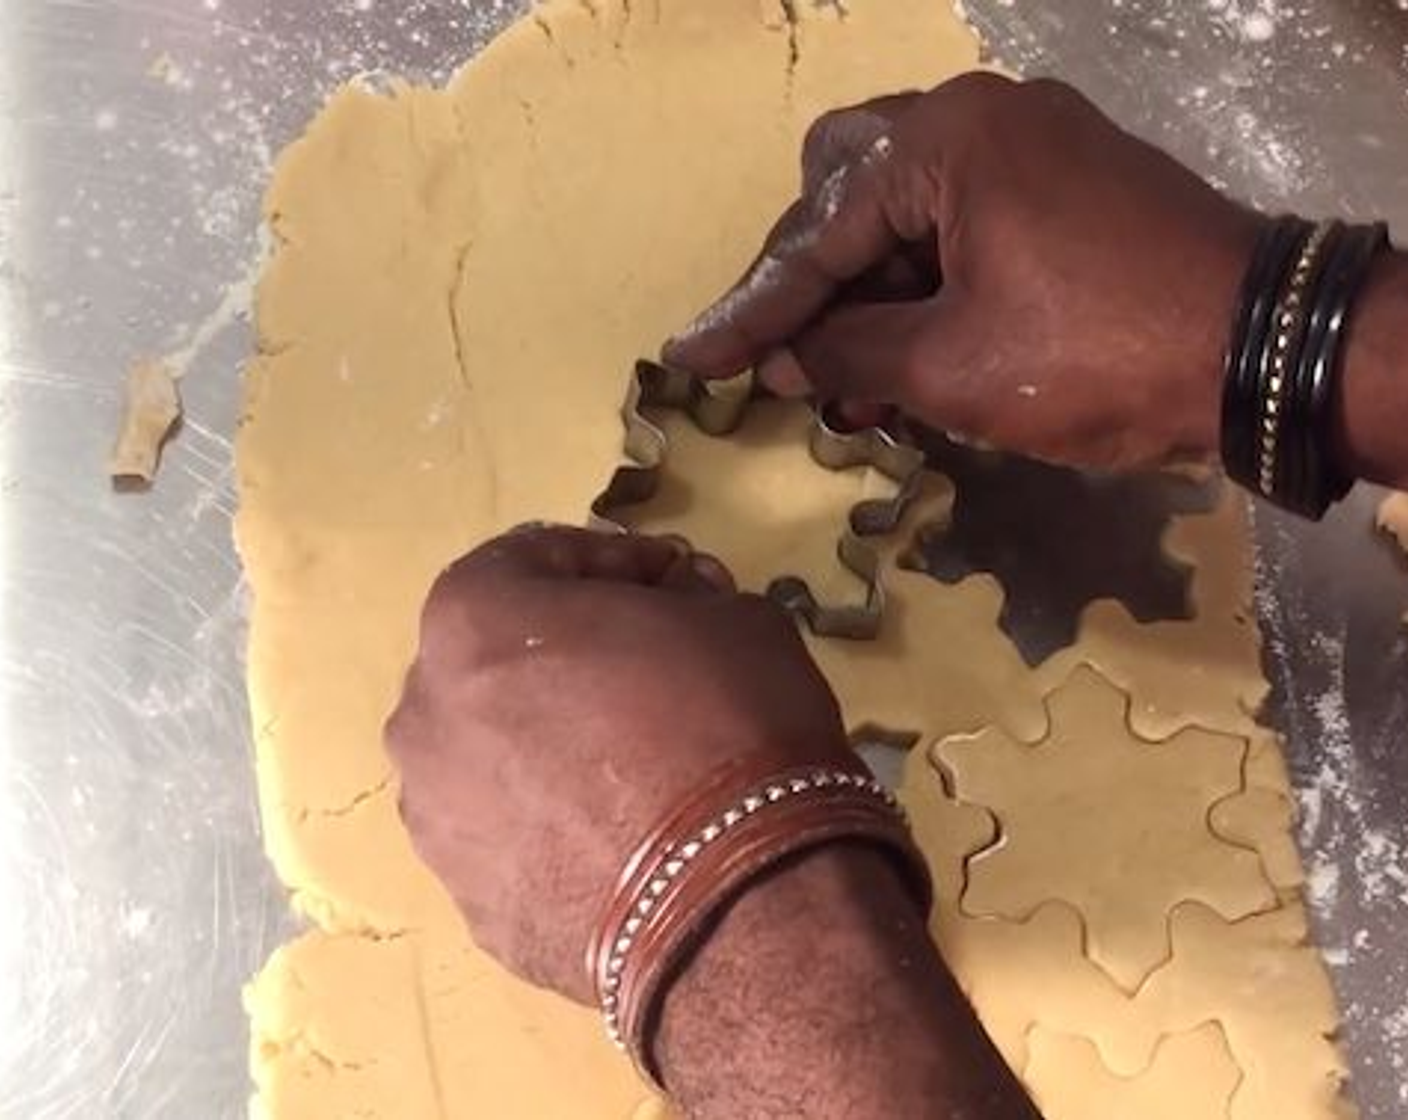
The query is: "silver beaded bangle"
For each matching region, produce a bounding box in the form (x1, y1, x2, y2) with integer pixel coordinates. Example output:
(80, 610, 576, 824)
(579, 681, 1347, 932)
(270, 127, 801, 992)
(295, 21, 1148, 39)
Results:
(597, 766, 903, 1049)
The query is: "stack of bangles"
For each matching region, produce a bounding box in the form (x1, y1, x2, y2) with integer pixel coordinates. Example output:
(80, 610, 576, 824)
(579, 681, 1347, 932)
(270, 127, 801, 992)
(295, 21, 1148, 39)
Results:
(1222, 215, 1391, 519)
(585, 753, 933, 1089)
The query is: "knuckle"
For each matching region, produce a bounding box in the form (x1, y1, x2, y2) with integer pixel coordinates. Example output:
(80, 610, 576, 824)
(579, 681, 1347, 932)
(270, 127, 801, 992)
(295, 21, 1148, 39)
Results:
(1021, 77, 1093, 116)
(931, 70, 1015, 106)
(802, 106, 862, 162)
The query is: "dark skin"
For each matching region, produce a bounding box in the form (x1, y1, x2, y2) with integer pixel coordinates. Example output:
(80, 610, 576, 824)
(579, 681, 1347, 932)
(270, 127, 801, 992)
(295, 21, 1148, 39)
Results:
(390, 75, 1408, 1118)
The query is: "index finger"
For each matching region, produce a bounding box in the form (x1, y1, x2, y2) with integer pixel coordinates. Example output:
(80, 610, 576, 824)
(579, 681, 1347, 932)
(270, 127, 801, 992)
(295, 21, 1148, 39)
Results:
(661, 156, 901, 379)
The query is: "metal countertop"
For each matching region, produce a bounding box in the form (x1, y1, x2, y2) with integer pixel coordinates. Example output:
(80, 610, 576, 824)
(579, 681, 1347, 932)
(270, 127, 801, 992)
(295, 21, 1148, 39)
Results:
(0, 1, 1403, 1117)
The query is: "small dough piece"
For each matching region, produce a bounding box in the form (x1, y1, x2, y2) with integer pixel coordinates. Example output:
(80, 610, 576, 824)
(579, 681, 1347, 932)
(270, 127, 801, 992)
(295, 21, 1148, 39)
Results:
(1026, 1023, 1241, 1120)
(1377, 492, 1408, 555)
(109, 360, 181, 482)
(940, 665, 1277, 990)
(1040, 486, 1268, 739)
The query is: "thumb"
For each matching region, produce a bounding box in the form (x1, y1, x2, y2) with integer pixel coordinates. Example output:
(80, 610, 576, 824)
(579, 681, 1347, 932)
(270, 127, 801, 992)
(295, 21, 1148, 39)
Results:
(788, 294, 984, 432)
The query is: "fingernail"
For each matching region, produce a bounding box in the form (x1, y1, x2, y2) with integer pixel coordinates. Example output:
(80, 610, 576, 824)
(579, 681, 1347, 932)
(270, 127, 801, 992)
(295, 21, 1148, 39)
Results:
(757, 348, 811, 398)
(690, 552, 737, 593)
(665, 299, 727, 357)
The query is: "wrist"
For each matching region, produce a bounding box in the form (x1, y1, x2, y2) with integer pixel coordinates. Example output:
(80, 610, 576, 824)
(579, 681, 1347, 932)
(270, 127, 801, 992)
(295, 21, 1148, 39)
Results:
(1180, 207, 1268, 461)
(1334, 248, 1408, 489)
(653, 844, 1035, 1120)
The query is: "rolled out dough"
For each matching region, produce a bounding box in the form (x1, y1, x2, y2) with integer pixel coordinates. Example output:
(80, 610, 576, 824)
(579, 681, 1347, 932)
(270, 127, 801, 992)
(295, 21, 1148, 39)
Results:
(239, 1, 1349, 1117)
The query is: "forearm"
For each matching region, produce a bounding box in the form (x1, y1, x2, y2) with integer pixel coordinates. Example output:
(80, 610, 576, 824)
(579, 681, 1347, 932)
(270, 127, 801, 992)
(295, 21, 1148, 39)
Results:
(654, 845, 1039, 1120)
(1336, 249, 1408, 491)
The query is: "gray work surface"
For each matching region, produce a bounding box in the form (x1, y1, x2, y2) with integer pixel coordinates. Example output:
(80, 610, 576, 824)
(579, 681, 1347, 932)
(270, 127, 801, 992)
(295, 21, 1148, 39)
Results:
(0, 1, 1404, 1117)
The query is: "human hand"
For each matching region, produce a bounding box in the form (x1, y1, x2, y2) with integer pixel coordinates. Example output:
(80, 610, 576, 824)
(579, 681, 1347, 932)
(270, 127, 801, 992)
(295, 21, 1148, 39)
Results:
(663, 73, 1263, 470)
(385, 527, 855, 1004)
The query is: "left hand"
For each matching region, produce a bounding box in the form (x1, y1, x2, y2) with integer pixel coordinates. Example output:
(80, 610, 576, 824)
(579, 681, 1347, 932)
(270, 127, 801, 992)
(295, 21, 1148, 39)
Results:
(385, 527, 856, 1003)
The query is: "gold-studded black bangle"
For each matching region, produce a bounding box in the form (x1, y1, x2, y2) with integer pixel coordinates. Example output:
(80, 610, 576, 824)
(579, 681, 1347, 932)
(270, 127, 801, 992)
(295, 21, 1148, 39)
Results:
(1254, 220, 1339, 501)
(1221, 215, 1393, 518)
(1221, 216, 1315, 492)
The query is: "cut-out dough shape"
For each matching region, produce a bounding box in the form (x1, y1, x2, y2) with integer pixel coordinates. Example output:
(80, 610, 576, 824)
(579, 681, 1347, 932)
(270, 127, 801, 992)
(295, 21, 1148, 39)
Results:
(1025, 1023, 1241, 1120)
(940, 665, 1278, 991)
(929, 903, 1349, 1120)
(1038, 485, 1268, 739)
(1209, 728, 1306, 893)
(894, 739, 998, 907)
(617, 398, 898, 611)
(625, 440, 1050, 745)
(1128, 903, 1349, 1120)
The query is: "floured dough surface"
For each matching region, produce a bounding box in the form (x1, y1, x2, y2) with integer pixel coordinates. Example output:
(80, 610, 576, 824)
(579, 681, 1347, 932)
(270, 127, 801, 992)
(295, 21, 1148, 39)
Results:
(240, 1, 1349, 1117)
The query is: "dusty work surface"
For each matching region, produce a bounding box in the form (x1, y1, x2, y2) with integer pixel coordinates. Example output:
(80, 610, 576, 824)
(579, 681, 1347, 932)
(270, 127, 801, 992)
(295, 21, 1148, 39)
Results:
(0, 0, 1404, 1117)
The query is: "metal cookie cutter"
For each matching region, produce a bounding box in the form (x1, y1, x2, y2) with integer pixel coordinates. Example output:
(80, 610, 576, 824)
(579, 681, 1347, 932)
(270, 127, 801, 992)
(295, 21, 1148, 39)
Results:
(591, 360, 926, 639)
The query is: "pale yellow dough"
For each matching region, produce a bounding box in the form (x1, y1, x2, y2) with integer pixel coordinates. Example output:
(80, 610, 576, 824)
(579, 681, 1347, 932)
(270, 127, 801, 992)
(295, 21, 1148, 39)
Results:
(240, 1, 1348, 1117)
(1025, 1023, 1241, 1120)
(1378, 492, 1408, 555)
(939, 664, 1277, 991)
(110, 360, 181, 482)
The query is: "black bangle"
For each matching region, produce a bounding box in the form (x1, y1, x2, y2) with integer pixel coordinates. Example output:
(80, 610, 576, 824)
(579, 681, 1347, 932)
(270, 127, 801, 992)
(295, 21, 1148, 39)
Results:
(1222, 216, 1315, 491)
(1281, 221, 1389, 518)
(1221, 215, 1392, 518)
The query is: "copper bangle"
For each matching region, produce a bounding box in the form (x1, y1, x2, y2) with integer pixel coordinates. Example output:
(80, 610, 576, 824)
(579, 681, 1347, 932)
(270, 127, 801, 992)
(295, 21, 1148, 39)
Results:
(586, 756, 932, 1090)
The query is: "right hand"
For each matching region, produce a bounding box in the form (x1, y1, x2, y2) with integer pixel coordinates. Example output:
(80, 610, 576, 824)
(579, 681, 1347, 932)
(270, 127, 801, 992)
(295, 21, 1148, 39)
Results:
(663, 73, 1263, 471)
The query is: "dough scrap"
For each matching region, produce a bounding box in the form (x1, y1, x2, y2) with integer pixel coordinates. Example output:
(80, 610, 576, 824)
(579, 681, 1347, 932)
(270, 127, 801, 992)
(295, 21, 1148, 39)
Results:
(1377, 492, 1408, 555)
(109, 359, 181, 483)
(938, 665, 1278, 991)
(1025, 1023, 1241, 1120)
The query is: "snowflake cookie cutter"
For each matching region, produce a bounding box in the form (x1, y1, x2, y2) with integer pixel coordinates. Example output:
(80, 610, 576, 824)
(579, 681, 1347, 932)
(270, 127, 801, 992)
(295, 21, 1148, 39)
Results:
(591, 360, 926, 640)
